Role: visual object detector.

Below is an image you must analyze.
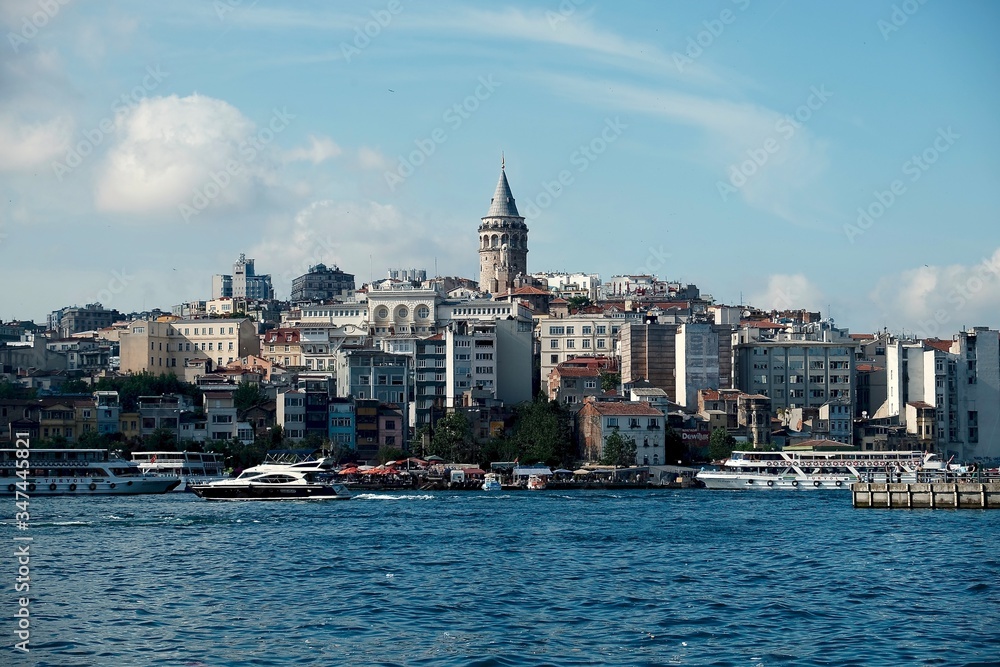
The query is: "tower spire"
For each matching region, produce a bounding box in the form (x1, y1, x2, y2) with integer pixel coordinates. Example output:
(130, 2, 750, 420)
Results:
(501, 151, 505, 170)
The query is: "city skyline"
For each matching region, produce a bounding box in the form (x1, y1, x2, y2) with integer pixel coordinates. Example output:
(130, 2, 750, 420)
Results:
(1, 1, 998, 336)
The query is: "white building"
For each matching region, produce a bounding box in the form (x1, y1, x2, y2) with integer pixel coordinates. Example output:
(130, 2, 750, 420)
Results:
(538, 314, 622, 387)
(276, 389, 306, 441)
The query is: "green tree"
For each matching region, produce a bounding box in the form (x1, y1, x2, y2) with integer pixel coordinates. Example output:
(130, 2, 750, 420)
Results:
(599, 371, 620, 393)
(234, 381, 268, 414)
(663, 426, 686, 465)
(508, 398, 575, 467)
(566, 295, 593, 311)
(146, 428, 178, 451)
(709, 428, 737, 461)
(60, 378, 91, 394)
(430, 411, 472, 462)
(377, 446, 406, 465)
(601, 429, 637, 467)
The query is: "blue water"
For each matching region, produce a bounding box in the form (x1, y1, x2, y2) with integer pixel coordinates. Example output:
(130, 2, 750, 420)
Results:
(2, 490, 998, 666)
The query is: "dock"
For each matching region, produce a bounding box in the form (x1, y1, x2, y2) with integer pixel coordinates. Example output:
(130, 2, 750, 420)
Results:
(852, 482, 1000, 509)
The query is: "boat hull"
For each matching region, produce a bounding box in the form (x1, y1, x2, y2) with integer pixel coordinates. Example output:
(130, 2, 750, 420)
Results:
(696, 472, 857, 490)
(0, 477, 181, 495)
(188, 484, 351, 501)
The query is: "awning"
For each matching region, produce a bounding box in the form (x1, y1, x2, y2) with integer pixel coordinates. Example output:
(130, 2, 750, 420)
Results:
(514, 467, 553, 477)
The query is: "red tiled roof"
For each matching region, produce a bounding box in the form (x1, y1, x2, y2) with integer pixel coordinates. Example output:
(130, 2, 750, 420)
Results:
(850, 333, 875, 340)
(552, 366, 600, 378)
(550, 298, 569, 304)
(700, 389, 720, 400)
(590, 402, 664, 417)
(856, 363, 883, 373)
(924, 339, 952, 353)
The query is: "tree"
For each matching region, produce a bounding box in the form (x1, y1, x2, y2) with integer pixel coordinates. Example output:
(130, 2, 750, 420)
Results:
(377, 446, 406, 465)
(663, 426, 686, 465)
(709, 428, 737, 461)
(508, 398, 575, 467)
(601, 429, 637, 467)
(234, 381, 268, 415)
(600, 371, 620, 393)
(146, 428, 178, 451)
(567, 295, 593, 311)
(430, 411, 472, 462)
(60, 378, 91, 394)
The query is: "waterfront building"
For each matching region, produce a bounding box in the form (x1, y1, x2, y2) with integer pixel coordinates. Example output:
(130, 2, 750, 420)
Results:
(576, 398, 666, 466)
(328, 398, 356, 450)
(733, 320, 858, 412)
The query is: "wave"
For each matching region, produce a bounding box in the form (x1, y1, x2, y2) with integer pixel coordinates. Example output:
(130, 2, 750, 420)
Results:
(353, 493, 435, 501)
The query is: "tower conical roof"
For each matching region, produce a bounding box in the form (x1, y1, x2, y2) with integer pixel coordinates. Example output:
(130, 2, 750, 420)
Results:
(486, 164, 520, 218)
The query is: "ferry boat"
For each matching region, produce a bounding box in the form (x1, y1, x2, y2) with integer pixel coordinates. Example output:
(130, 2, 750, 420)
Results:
(131, 450, 226, 491)
(188, 457, 351, 501)
(0, 448, 181, 495)
(696, 449, 944, 490)
(481, 472, 502, 491)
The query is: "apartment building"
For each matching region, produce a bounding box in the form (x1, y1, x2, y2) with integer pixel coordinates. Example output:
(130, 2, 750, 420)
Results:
(119, 318, 260, 374)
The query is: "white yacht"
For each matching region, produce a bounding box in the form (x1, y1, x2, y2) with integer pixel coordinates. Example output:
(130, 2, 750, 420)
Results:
(131, 451, 226, 491)
(0, 448, 180, 495)
(697, 449, 944, 490)
(188, 457, 352, 501)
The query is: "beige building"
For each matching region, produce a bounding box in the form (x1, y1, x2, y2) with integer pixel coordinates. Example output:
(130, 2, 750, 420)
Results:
(119, 318, 260, 375)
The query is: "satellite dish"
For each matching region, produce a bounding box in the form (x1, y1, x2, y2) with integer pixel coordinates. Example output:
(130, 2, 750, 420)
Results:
(742, 310, 751, 318)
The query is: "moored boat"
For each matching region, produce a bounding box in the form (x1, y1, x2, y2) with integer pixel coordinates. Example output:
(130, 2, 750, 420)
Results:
(131, 450, 226, 491)
(0, 448, 180, 495)
(697, 449, 943, 490)
(526, 474, 547, 491)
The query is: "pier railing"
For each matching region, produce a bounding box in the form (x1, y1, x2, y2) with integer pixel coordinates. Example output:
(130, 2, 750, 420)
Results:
(852, 481, 1000, 509)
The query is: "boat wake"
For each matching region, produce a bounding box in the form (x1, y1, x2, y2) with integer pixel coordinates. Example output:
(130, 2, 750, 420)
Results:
(353, 493, 435, 501)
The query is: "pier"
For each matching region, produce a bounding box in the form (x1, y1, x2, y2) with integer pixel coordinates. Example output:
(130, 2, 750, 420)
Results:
(852, 482, 1000, 509)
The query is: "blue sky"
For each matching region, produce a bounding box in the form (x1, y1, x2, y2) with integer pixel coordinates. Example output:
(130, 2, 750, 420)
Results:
(1, 0, 998, 336)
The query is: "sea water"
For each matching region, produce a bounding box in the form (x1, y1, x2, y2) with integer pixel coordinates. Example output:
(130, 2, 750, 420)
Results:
(2, 490, 997, 666)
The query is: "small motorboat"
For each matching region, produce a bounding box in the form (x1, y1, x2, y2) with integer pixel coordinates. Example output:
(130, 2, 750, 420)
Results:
(526, 474, 546, 491)
(481, 473, 502, 491)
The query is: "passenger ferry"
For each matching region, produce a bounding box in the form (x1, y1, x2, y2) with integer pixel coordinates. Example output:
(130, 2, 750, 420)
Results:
(0, 448, 181, 495)
(131, 451, 226, 491)
(696, 449, 944, 490)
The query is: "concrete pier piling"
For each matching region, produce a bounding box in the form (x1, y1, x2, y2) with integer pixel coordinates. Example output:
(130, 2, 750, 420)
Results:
(852, 482, 1000, 509)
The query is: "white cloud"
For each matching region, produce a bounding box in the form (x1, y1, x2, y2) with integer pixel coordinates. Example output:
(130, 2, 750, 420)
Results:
(749, 274, 825, 314)
(870, 249, 1000, 337)
(0, 47, 73, 170)
(95, 94, 274, 216)
(252, 199, 470, 296)
(283, 135, 341, 164)
(357, 146, 391, 171)
(0, 112, 73, 170)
